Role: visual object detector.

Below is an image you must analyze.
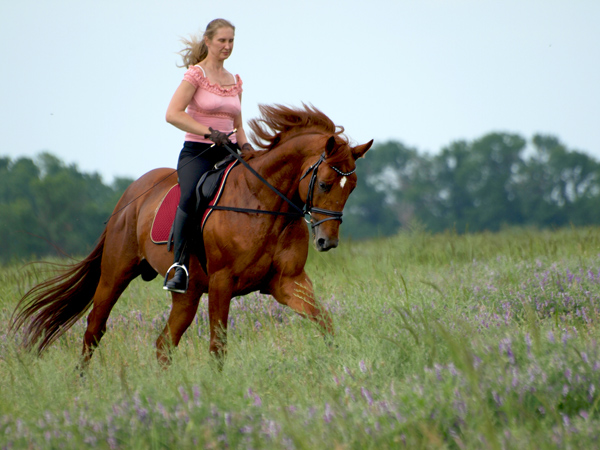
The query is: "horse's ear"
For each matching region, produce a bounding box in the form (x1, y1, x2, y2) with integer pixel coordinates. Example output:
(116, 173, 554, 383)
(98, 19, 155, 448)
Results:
(351, 139, 374, 160)
(325, 136, 337, 156)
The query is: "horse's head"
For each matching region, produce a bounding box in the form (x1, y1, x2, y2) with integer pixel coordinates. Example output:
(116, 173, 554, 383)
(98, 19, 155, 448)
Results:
(248, 103, 373, 250)
(300, 136, 373, 251)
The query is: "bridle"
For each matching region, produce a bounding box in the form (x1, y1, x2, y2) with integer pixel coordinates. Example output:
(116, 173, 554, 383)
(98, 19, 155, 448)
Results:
(210, 145, 355, 229)
(299, 152, 356, 228)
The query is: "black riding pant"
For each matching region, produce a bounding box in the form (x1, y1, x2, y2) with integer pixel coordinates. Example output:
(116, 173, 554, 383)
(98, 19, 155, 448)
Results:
(176, 141, 237, 214)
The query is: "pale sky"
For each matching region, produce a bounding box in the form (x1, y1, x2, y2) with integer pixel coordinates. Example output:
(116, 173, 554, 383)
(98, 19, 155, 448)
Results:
(1, 0, 599, 182)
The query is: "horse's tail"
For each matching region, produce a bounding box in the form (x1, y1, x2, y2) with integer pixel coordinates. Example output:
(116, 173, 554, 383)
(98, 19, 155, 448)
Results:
(10, 228, 107, 355)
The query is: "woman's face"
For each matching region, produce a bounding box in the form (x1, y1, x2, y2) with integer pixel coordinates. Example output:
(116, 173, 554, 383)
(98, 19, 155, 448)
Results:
(205, 27, 235, 61)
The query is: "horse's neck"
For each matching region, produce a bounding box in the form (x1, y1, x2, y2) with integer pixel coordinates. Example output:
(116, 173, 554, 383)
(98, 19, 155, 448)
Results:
(246, 139, 314, 205)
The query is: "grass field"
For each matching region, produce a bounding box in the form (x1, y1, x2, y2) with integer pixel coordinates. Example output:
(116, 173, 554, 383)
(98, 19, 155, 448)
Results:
(1, 226, 600, 449)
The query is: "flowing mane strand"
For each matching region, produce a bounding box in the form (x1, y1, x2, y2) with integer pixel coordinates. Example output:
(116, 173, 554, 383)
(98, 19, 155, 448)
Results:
(248, 104, 348, 151)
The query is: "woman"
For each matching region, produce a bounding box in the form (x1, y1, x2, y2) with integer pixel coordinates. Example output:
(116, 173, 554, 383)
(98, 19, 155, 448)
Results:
(164, 18, 252, 293)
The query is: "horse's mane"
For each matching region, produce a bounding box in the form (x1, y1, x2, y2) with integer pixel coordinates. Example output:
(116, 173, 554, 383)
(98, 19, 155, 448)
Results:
(247, 104, 348, 153)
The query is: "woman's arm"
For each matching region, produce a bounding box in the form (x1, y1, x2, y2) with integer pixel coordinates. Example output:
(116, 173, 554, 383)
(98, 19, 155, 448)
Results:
(165, 81, 212, 137)
(233, 92, 252, 150)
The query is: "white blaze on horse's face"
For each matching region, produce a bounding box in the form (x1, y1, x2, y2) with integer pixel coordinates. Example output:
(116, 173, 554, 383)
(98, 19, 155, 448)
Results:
(340, 176, 347, 189)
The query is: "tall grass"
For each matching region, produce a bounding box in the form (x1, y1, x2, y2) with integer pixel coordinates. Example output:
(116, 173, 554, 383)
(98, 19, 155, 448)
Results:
(1, 226, 600, 449)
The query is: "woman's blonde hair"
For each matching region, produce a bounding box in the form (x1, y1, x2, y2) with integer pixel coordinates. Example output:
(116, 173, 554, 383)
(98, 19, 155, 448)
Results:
(178, 18, 235, 68)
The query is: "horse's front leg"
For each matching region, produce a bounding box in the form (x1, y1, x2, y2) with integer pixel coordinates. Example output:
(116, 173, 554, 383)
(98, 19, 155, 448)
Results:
(268, 270, 334, 336)
(207, 269, 233, 366)
(156, 289, 202, 367)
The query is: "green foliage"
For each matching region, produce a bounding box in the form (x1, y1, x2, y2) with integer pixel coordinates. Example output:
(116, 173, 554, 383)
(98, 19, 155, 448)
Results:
(2, 227, 600, 448)
(2, 131, 600, 261)
(0, 153, 133, 263)
(343, 133, 600, 239)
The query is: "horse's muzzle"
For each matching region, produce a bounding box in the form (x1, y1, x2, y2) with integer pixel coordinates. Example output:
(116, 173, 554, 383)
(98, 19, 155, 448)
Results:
(315, 235, 339, 252)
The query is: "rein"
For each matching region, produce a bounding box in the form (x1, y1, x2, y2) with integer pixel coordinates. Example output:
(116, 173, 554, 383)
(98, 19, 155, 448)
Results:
(213, 143, 353, 228)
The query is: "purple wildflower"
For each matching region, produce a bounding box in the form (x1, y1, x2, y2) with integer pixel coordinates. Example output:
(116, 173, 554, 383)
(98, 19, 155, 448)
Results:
(448, 363, 458, 376)
(84, 435, 98, 446)
(179, 386, 189, 403)
(136, 406, 149, 423)
(239, 425, 253, 434)
(492, 391, 502, 406)
(511, 372, 519, 389)
(157, 403, 169, 420)
(434, 364, 442, 381)
(359, 360, 367, 373)
(193, 385, 201, 406)
(345, 387, 356, 402)
(323, 403, 333, 423)
(361, 387, 373, 406)
(565, 369, 572, 383)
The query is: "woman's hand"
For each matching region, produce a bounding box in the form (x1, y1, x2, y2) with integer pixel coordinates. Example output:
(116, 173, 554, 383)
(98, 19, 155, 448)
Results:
(204, 127, 231, 146)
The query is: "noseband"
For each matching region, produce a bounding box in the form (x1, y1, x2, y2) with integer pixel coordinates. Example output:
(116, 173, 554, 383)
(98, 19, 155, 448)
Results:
(300, 152, 355, 229)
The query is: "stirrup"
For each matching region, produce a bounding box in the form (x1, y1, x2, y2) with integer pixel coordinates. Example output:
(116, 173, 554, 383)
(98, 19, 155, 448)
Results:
(163, 263, 189, 293)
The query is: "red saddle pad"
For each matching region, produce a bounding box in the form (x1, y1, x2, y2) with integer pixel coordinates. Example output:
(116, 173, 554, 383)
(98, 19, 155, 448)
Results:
(150, 184, 180, 244)
(150, 160, 237, 245)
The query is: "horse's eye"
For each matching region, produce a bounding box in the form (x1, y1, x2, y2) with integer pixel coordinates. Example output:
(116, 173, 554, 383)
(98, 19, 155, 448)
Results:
(318, 181, 329, 191)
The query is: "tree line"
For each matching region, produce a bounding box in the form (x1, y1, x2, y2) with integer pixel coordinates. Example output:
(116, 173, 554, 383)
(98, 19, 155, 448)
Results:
(343, 133, 600, 238)
(0, 153, 132, 263)
(1, 132, 599, 262)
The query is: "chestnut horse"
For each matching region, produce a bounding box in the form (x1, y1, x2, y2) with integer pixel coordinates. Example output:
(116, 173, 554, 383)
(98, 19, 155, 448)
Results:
(11, 104, 372, 368)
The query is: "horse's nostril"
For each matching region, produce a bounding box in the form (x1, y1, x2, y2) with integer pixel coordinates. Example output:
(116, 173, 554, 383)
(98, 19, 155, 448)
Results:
(317, 238, 326, 248)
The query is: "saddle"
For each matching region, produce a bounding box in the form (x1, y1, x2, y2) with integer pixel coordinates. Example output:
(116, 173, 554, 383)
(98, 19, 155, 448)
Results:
(150, 156, 238, 270)
(196, 154, 237, 224)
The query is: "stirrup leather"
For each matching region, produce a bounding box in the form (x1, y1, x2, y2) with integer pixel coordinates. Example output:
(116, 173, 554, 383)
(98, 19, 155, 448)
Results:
(163, 263, 189, 293)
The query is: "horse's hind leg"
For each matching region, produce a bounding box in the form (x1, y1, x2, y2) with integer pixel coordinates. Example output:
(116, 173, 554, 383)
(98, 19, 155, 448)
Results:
(269, 270, 334, 335)
(80, 263, 137, 370)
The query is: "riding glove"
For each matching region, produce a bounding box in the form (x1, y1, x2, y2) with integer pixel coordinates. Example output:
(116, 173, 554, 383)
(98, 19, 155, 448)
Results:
(204, 127, 231, 146)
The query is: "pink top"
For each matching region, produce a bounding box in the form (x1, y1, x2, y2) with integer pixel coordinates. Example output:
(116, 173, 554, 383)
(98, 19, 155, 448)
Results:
(182, 65, 243, 144)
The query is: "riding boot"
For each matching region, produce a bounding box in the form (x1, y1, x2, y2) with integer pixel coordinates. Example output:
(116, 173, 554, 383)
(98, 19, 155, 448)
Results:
(163, 207, 191, 293)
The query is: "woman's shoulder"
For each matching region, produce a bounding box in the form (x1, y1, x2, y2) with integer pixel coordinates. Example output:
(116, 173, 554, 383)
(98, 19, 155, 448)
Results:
(182, 65, 206, 88)
(190, 65, 207, 75)
(186, 65, 208, 78)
